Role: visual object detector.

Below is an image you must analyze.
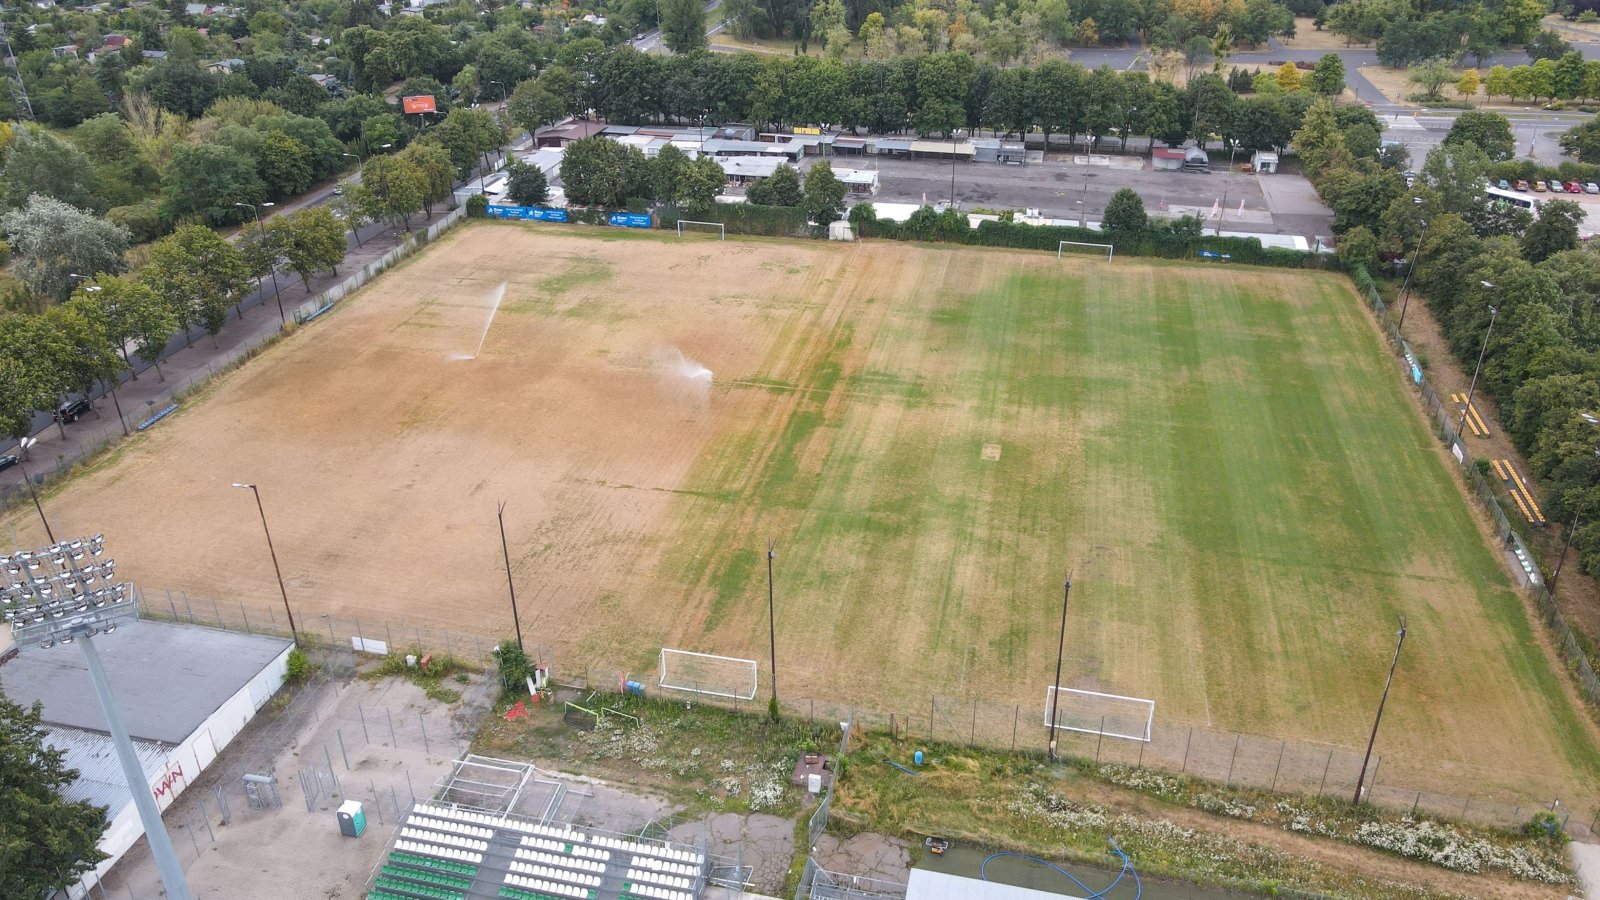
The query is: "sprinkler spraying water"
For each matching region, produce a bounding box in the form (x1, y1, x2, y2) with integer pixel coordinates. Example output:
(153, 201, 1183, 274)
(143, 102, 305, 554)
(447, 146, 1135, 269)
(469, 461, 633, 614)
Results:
(449, 281, 507, 361)
(670, 348, 713, 383)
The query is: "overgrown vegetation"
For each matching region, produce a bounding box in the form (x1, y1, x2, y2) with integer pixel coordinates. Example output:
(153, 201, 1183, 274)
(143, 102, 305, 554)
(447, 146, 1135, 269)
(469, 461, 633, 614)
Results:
(364, 644, 479, 704)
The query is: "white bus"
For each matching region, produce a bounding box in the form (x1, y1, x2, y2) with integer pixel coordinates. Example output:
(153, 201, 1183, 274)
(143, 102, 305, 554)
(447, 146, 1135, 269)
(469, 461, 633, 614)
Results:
(1485, 185, 1539, 210)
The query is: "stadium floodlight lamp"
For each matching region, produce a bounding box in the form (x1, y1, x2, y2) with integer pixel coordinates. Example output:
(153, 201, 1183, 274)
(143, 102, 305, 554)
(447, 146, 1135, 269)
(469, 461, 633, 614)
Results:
(3, 535, 194, 900)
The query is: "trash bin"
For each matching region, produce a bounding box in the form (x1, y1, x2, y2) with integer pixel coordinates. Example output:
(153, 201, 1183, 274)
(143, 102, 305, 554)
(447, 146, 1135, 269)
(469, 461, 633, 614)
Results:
(337, 800, 366, 838)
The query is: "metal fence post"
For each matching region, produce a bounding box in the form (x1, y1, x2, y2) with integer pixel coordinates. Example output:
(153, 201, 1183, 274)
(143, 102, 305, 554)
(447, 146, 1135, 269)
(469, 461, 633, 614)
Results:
(1181, 727, 1193, 773)
(929, 695, 934, 742)
(211, 596, 222, 627)
(1095, 716, 1105, 763)
(1271, 742, 1285, 792)
(420, 714, 430, 755)
(326, 615, 336, 644)
(240, 602, 250, 633)
(338, 729, 350, 770)
(387, 707, 397, 747)
(1225, 734, 1241, 785)
(1011, 705, 1018, 753)
(359, 702, 369, 742)
(1318, 749, 1332, 796)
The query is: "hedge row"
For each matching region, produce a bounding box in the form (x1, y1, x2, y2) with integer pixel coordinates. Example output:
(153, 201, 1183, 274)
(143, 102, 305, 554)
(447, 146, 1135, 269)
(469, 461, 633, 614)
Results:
(655, 202, 1323, 270)
(657, 204, 812, 237)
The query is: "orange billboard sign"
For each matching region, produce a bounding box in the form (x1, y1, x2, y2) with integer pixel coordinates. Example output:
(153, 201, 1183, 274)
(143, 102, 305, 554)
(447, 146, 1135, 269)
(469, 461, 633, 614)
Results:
(402, 95, 437, 115)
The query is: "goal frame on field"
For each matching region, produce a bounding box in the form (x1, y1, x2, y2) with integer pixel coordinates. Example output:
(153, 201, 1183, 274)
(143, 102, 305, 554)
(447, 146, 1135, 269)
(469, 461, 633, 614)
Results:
(1059, 240, 1114, 261)
(676, 220, 726, 240)
(1043, 686, 1155, 742)
(658, 648, 759, 700)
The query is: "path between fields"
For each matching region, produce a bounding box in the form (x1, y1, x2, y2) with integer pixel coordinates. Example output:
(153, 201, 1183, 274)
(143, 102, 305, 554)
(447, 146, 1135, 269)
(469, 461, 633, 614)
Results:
(1065, 778, 1569, 899)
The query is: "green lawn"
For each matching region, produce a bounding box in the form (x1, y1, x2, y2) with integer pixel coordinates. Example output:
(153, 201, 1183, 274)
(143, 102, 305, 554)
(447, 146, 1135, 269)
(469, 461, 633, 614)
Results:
(640, 243, 1598, 801)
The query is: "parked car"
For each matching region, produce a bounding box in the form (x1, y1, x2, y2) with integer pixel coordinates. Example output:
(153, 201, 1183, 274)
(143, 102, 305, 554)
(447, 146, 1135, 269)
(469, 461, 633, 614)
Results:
(0, 454, 16, 472)
(1567, 181, 1584, 193)
(1515, 179, 1530, 191)
(1549, 179, 1565, 192)
(1534, 180, 1548, 191)
(1497, 179, 1510, 189)
(1586, 182, 1599, 194)
(57, 397, 91, 423)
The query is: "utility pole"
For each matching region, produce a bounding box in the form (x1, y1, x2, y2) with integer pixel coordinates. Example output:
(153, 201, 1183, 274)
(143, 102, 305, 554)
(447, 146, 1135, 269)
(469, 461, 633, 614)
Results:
(767, 538, 778, 707)
(0, 19, 34, 121)
(1455, 292, 1498, 442)
(1353, 616, 1407, 805)
(1047, 573, 1071, 761)
(498, 501, 523, 653)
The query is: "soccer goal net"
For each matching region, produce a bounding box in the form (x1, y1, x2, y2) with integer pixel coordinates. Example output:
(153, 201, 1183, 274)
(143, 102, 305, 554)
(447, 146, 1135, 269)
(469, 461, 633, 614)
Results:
(1043, 686, 1155, 742)
(676, 220, 726, 240)
(1058, 240, 1114, 261)
(658, 649, 758, 700)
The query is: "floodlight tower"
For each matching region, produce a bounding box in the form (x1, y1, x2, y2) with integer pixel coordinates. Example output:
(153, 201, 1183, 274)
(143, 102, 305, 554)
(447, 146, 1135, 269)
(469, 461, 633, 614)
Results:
(3, 535, 195, 900)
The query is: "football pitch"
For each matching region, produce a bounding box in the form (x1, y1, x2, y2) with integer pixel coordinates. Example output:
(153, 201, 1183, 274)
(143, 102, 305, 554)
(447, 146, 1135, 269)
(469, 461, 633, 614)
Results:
(26, 223, 1598, 799)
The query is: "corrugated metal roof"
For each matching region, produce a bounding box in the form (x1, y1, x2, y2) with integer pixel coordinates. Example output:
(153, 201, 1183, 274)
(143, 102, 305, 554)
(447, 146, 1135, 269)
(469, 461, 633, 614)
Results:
(46, 725, 168, 812)
(910, 140, 975, 156)
(876, 139, 913, 151)
(0, 619, 289, 743)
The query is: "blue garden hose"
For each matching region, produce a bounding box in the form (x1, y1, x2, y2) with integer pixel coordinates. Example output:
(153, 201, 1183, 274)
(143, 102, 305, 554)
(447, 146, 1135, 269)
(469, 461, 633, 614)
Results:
(979, 841, 1140, 899)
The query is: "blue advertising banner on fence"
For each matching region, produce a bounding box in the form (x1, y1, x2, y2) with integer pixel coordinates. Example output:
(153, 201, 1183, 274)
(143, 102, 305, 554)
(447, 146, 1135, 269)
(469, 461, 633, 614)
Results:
(609, 212, 652, 228)
(487, 204, 568, 222)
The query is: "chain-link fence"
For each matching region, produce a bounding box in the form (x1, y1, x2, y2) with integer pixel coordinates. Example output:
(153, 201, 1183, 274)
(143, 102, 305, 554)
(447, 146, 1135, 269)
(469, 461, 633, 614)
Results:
(133, 586, 1592, 841)
(1352, 275, 1600, 711)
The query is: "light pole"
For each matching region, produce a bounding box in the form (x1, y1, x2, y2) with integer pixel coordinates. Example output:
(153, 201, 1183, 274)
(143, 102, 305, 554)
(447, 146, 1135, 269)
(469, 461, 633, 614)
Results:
(1549, 412, 1600, 594)
(234, 201, 283, 324)
(5, 535, 194, 900)
(949, 130, 958, 208)
(1215, 145, 1240, 236)
(1353, 617, 1407, 805)
(15, 454, 54, 543)
(497, 501, 523, 653)
(1079, 172, 1096, 228)
(1455, 285, 1499, 443)
(1047, 573, 1071, 762)
(338, 153, 367, 248)
(491, 80, 508, 164)
(1396, 197, 1427, 330)
(231, 483, 299, 646)
(766, 538, 777, 710)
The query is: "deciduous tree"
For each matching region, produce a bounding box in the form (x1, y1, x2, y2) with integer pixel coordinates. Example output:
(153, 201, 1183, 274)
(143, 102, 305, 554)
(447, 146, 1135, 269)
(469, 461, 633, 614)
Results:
(800, 160, 846, 225)
(143, 224, 249, 344)
(269, 207, 348, 292)
(505, 161, 549, 206)
(1, 195, 130, 304)
(747, 164, 802, 206)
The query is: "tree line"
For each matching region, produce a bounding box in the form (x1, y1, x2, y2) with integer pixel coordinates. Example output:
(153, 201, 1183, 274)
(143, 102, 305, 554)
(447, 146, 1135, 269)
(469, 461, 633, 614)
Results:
(0, 202, 348, 442)
(1293, 98, 1600, 605)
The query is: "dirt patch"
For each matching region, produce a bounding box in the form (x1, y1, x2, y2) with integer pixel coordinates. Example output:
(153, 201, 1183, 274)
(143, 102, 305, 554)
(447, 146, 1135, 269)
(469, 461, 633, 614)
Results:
(1277, 19, 1372, 50)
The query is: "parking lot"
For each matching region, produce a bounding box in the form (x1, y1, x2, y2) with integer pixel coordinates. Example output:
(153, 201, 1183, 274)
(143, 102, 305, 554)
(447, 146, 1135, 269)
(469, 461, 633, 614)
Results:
(805, 152, 1335, 242)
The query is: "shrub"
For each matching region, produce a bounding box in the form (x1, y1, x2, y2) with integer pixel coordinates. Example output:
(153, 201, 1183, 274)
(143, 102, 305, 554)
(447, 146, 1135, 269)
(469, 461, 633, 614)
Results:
(285, 647, 309, 682)
(465, 193, 488, 218)
(107, 201, 168, 244)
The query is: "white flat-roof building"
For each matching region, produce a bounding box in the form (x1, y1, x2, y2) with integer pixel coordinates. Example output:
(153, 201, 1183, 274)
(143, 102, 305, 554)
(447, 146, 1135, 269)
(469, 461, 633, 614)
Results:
(0, 619, 292, 897)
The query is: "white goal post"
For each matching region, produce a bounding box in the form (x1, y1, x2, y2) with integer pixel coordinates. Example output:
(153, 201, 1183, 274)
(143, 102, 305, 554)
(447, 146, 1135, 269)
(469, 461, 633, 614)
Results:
(676, 220, 726, 240)
(1059, 240, 1114, 261)
(658, 649, 758, 700)
(1043, 686, 1155, 742)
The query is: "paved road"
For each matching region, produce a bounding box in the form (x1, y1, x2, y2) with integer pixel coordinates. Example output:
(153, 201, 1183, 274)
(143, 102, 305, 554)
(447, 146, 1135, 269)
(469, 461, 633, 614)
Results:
(633, 0, 723, 53)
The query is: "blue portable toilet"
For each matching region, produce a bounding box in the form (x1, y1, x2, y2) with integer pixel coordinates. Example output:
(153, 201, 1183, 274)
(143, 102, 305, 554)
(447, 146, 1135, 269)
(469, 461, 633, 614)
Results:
(337, 800, 366, 837)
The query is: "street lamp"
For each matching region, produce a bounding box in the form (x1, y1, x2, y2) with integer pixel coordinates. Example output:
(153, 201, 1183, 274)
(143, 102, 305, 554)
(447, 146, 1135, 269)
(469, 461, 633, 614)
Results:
(490, 80, 509, 164)
(14, 452, 54, 543)
(496, 501, 523, 653)
(231, 483, 299, 646)
(233, 201, 284, 325)
(1455, 284, 1499, 442)
(4, 534, 195, 900)
(1079, 171, 1096, 228)
(1216, 145, 1241, 236)
(1396, 197, 1427, 330)
(1549, 412, 1600, 594)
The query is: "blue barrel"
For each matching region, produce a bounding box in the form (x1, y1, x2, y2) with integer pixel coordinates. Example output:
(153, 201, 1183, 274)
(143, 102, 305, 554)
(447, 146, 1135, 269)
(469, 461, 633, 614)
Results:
(914, 750, 924, 766)
(625, 680, 644, 696)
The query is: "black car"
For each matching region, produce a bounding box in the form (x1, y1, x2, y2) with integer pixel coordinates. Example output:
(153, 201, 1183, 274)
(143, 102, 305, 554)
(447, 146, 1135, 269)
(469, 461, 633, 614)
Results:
(58, 398, 91, 423)
(0, 454, 17, 472)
